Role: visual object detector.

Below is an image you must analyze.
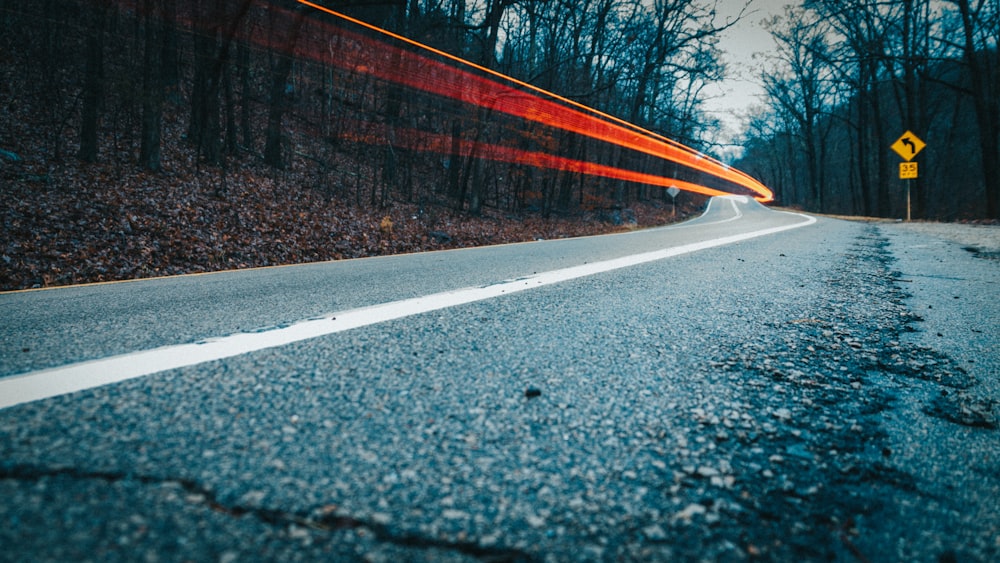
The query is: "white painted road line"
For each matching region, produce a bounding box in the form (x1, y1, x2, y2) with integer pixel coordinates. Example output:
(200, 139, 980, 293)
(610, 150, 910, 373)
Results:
(668, 196, 744, 229)
(0, 210, 816, 410)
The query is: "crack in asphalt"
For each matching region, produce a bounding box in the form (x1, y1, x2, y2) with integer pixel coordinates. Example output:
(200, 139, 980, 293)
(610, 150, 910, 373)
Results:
(686, 225, 992, 561)
(0, 463, 536, 562)
(2, 223, 995, 561)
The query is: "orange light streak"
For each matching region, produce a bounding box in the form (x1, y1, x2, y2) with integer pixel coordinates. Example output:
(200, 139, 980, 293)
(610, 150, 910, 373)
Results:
(295, 0, 773, 202)
(335, 119, 733, 199)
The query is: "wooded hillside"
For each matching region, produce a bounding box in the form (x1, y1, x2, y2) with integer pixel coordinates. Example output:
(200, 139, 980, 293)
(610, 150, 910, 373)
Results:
(737, 0, 999, 221)
(1, 0, 749, 290)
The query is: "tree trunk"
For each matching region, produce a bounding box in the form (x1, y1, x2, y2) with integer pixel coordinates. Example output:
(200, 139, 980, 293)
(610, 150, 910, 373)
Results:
(224, 60, 238, 155)
(954, 0, 1000, 218)
(264, 6, 306, 169)
(161, 0, 179, 100)
(239, 39, 254, 151)
(78, 2, 105, 163)
(447, 119, 464, 199)
(871, 86, 890, 217)
(189, 0, 253, 166)
(139, 0, 163, 172)
(481, 0, 511, 66)
(855, 76, 873, 216)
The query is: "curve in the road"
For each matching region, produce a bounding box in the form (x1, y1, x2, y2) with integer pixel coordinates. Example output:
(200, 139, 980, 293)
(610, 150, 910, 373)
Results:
(0, 197, 813, 410)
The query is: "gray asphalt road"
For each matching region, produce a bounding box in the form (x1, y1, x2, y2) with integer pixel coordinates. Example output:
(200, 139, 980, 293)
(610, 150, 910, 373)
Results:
(1, 199, 997, 562)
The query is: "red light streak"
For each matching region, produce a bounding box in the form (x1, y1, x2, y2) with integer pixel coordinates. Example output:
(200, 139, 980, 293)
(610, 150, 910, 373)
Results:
(335, 119, 733, 199)
(295, 0, 774, 203)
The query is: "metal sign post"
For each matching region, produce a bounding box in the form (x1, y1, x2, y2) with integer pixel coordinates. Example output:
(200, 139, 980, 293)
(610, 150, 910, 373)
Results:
(891, 131, 925, 222)
(667, 185, 680, 218)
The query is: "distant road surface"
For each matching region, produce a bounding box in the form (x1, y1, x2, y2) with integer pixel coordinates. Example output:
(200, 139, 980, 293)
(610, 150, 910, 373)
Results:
(2, 198, 997, 561)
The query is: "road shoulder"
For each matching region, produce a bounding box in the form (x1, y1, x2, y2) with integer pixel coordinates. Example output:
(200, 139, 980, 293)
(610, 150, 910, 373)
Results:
(870, 222, 1000, 560)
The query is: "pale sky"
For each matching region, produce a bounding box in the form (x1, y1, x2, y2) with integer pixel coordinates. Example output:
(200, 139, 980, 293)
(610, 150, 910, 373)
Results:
(704, 0, 790, 149)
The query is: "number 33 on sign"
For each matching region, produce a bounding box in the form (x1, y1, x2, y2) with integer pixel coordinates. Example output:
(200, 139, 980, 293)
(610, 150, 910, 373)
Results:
(899, 162, 918, 179)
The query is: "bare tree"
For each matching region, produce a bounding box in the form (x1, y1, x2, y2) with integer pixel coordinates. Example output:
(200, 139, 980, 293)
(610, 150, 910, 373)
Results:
(139, 0, 164, 172)
(943, 0, 1000, 218)
(187, 0, 253, 166)
(78, 0, 107, 163)
(263, 3, 307, 169)
(763, 7, 835, 211)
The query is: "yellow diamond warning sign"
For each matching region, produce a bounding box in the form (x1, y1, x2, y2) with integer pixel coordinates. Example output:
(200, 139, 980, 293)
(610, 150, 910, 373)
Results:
(891, 131, 926, 161)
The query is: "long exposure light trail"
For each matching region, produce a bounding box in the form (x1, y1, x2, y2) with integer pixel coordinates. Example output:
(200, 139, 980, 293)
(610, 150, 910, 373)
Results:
(295, 0, 774, 202)
(337, 119, 733, 199)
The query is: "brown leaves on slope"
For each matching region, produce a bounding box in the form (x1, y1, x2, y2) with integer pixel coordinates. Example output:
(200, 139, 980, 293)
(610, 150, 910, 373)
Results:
(1, 157, 684, 291)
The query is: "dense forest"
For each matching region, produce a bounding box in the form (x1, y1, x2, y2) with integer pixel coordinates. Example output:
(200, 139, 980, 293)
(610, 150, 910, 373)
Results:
(3, 0, 996, 290)
(737, 0, 999, 220)
(1, 0, 759, 289)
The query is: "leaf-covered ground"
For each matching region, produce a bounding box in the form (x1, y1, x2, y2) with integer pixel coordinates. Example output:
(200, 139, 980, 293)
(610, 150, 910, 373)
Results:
(1, 154, 690, 292)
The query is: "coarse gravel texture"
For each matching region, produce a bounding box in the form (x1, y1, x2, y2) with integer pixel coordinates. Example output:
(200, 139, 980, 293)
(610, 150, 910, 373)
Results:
(1, 216, 997, 562)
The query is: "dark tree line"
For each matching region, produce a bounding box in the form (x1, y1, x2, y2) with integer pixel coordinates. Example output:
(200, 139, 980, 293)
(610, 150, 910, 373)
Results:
(0, 0, 755, 220)
(738, 0, 999, 220)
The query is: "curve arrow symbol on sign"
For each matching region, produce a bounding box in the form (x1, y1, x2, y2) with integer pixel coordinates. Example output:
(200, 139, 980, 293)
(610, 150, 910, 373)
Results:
(891, 131, 926, 161)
